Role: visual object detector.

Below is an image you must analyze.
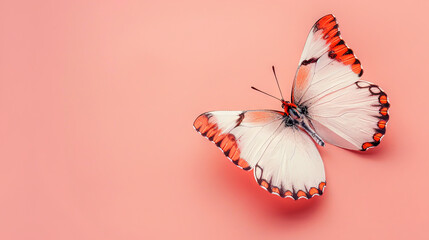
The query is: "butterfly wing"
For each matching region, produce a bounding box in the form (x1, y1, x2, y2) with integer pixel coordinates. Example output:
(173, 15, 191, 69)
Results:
(292, 14, 390, 151)
(193, 110, 326, 199)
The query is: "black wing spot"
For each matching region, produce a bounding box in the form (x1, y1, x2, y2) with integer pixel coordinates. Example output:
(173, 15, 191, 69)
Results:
(301, 58, 318, 66)
(235, 112, 245, 127)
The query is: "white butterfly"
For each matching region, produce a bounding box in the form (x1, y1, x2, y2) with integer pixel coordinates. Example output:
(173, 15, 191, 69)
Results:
(193, 14, 389, 200)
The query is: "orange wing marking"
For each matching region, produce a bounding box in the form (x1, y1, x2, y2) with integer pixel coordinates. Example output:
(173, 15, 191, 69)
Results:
(362, 142, 374, 151)
(193, 113, 251, 171)
(373, 133, 383, 142)
(295, 64, 312, 89)
(261, 180, 269, 189)
(243, 111, 283, 123)
(318, 182, 326, 191)
(309, 187, 319, 196)
(379, 95, 388, 104)
(380, 107, 388, 116)
(272, 187, 280, 195)
(314, 14, 363, 77)
(297, 190, 307, 199)
(378, 120, 386, 129)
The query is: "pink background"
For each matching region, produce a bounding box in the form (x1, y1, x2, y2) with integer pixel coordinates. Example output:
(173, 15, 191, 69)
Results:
(1, 0, 428, 239)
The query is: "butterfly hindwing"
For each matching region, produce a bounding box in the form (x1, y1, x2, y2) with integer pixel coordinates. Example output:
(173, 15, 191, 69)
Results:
(253, 125, 326, 199)
(193, 111, 326, 199)
(308, 80, 389, 150)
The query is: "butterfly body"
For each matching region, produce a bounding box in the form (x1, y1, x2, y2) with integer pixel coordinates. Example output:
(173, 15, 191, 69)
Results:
(282, 101, 325, 147)
(193, 14, 389, 200)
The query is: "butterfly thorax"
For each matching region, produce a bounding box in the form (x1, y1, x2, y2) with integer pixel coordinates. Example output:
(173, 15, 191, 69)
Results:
(282, 100, 325, 147)
(281, 101, 301, 118)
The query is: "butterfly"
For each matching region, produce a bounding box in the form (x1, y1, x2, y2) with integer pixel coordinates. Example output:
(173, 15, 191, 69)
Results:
(193, 14, 389, 200)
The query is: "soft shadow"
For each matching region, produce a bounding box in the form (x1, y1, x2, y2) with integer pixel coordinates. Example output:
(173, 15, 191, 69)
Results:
(343, 136, 395, 160)
(195, 152, 325, 221)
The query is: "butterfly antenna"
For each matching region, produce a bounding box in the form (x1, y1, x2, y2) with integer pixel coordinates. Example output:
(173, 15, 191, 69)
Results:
(272, 66, 284, 100)
(251, 86, 283, 102)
